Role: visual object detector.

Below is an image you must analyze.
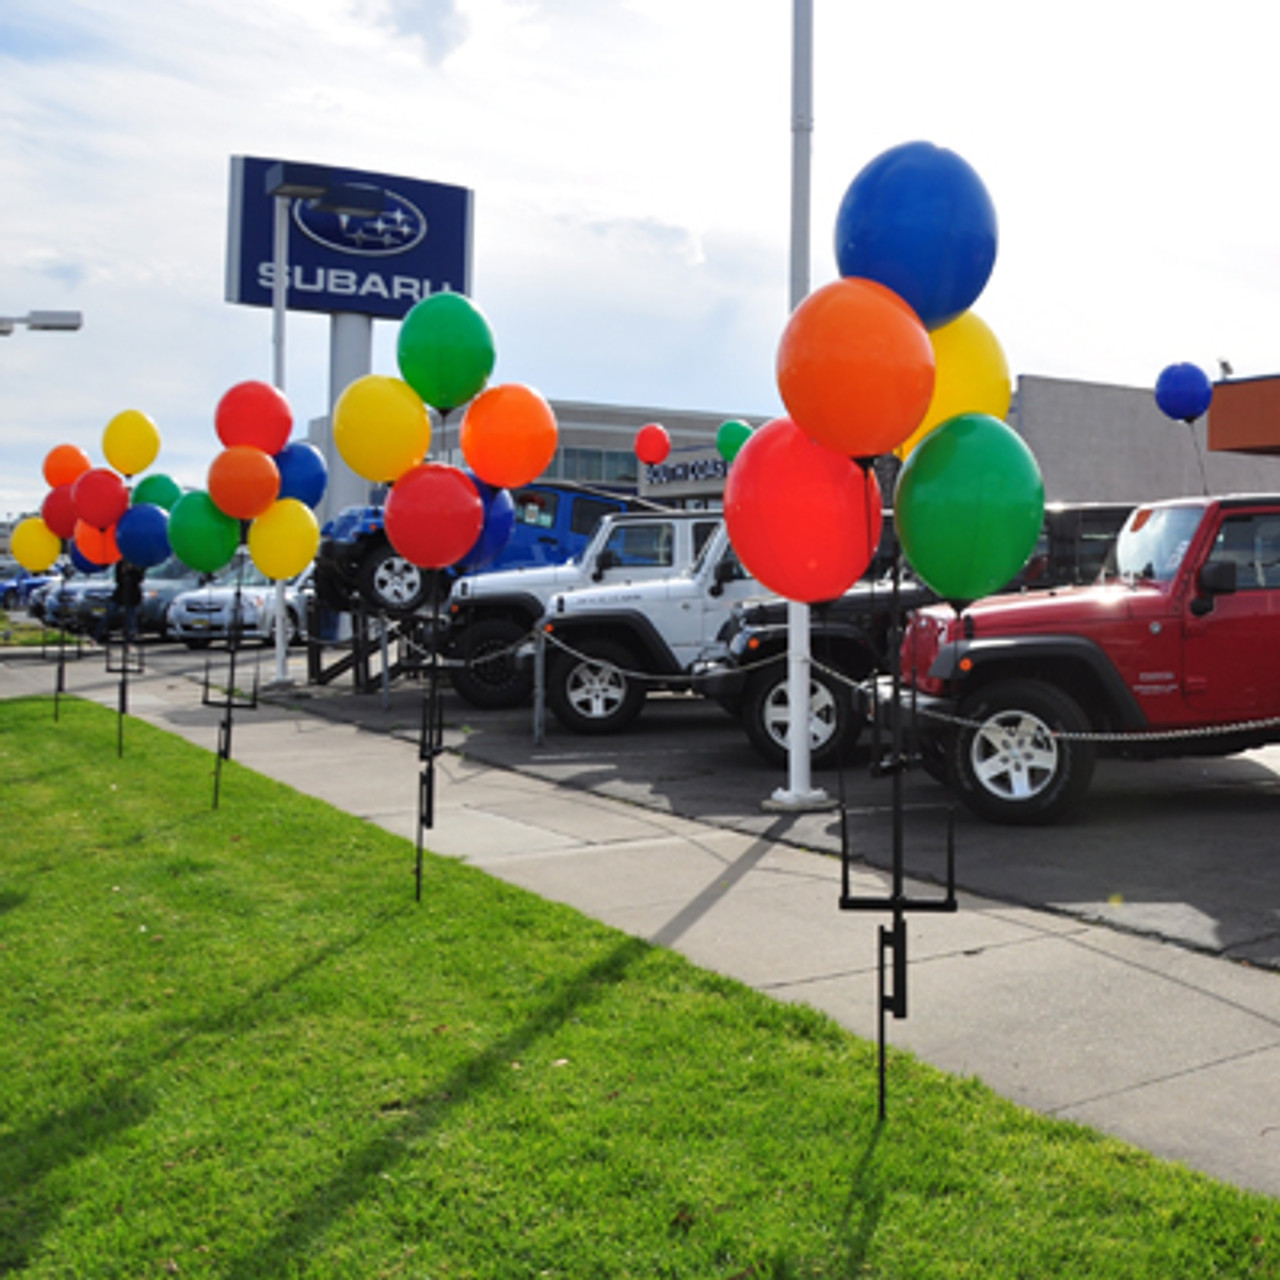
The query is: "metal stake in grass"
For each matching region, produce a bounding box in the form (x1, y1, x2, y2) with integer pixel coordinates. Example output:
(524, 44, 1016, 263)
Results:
(203, 556, 259, 809)
(838, 524, 958, 1120)
(415, 569, 445, 902)
(104, 600, 144, 758)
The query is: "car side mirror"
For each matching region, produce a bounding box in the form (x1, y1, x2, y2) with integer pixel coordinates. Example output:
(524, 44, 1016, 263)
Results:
(709, 558, 737, 597)
(1191, 559, 1237, 616)
(592, 549, 619, 582)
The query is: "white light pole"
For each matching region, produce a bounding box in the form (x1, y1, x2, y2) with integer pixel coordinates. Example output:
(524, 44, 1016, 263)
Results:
(767, 0, 833, 812)
(261, 165, 381, 686)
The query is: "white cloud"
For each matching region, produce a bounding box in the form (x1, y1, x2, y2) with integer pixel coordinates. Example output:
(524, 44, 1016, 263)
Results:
(3, 0, 1280, 517)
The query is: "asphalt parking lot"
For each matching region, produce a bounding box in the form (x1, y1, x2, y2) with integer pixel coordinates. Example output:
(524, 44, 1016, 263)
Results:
(29, 636, 1280, 972)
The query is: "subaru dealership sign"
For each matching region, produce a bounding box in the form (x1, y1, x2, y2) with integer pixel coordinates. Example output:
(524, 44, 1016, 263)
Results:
(226, 155, 473, 320)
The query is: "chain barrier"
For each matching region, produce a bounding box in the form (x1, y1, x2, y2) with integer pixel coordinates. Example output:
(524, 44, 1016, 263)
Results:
(809, 656, 1280, 747)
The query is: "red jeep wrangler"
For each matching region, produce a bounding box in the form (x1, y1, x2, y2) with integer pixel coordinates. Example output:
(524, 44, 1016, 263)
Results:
(904, 495, 1280, 823)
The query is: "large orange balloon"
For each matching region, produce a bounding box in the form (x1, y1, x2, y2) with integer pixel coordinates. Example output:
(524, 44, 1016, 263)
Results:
(208, 445, 280, 520)
(776, 277, 935, 459)
(460, 384, 558, 489)
(44, 443, 93, 490)
(74, 519, 121, 566)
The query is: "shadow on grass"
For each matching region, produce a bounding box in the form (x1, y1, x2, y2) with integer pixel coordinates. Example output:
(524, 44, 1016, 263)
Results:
(0, 889, 29, 915)
(220, 933, 653, 1279)
(0, 906, 411, 1273)
(0, 1081, 156, 1272)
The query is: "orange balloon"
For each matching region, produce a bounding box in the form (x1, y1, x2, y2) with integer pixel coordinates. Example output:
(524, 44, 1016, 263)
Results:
(208, 445, 280, 521)
(776, 277, 936, 459)
(44, 443, 93, 490)
(460, 384, 559, 488)
(74, 519, 121, 566)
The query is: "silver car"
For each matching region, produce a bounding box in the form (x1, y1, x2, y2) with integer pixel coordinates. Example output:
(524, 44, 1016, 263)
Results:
(166, 558, 313, 649)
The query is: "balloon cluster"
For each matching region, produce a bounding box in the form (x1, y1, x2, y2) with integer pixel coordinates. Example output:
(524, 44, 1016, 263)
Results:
(332, 291, 558, 571)
(725, 140, 1043, 604)
(167, 380, 328, 579)
(12, 411, 175, 576)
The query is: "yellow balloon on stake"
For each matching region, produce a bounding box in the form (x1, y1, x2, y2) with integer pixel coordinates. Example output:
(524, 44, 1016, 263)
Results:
(895, 311, 1011, 460)
(247, 498, 320, 580)
(103, 409, 162, 477)
(11, 516, 62, 572)
(333, 375, 432, 483)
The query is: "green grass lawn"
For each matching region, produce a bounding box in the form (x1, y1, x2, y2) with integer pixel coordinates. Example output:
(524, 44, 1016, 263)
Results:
(1, 694, 1276, 1279)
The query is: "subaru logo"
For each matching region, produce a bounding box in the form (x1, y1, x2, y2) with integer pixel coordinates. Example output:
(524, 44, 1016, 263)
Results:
(293, 187, 427, 258)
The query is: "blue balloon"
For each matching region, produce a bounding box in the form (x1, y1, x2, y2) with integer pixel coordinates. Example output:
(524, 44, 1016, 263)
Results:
(456, 473, 515, 573)
(274, 440, 328, 508)
(1155, 363, 1213, 423)
(70, 544, 103, 573)
(115, 503, 172, 568)
(834, 141, 997, 330)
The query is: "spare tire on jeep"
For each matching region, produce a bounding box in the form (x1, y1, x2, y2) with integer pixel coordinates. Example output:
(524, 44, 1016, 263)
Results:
(357, 538, 431, 615)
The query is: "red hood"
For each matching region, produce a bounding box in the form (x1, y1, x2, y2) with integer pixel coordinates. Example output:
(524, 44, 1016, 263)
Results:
(956, 580, 1168, 635)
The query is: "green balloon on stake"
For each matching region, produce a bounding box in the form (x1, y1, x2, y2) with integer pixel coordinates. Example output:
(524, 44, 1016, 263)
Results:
(132, 472, 183, 511)
(396, 292, 496, 413)
(894, 412, 1044, 604)
(168, 489, 240, 574)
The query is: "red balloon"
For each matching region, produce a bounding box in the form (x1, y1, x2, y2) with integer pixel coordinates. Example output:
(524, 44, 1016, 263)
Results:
(74, 519, 121, 566)
(72, 467, 130, 530)
(44, 443, 93, 490)
(215, 380, 293, 454)
(384, 464, 484, 569)
(776, 277, 935, 458)
(42, 485, 78, 540)
(635, 422, 671, 465)
(724, 417, 883, 604)
(208, 445, 280, 520)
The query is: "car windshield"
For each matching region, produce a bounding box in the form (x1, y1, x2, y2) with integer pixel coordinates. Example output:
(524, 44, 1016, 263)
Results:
(211, 559, 273, 589)
(1105, 503, 1206, 583)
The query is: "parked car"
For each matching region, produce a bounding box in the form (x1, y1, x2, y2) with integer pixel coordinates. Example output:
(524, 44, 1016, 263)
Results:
(137, 556, 210, 638)
(41, 570, 114, 633)
(167, 559, 313, 649)
(316, 480, 648, 616)
(0, 563, 57, 611)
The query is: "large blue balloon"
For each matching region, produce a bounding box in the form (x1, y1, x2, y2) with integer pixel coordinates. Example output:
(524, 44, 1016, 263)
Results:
(456, 474, 516, 573)
(274, 440, 329, 508)
(1155, 363, 1213, 423)
(115, 503, 172, 569)
(834, 141, 997, 330)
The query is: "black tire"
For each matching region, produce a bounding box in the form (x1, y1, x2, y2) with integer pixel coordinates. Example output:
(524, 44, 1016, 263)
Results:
(951, 678, 1095, 824)
(356, 540, 429, 615)
(183, 637, 212, 650)
(2, 589, 17, 610)
(262, 607, 299, 648)
(450, 616, 534, 709)
(741, 665, 861, 768)
(547, 637, 647, 734)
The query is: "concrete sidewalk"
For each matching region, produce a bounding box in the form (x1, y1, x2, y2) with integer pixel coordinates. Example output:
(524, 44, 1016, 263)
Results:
(3, 647, 1278, 1198)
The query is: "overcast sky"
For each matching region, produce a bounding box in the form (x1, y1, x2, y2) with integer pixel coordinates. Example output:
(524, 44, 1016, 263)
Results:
(3, 0, 1278, 518)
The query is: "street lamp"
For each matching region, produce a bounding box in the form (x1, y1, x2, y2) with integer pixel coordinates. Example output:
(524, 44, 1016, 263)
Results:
(260, 164, 384, 685)
(0, 311, 83, 336)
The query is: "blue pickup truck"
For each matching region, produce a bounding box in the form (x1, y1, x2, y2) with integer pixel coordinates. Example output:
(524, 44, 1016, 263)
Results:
(315, 480, 649, 615)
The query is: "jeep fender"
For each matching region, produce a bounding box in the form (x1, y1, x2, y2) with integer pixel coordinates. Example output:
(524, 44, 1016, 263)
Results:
(930, 634, 1148, 731)
(544, 610, 681, 675)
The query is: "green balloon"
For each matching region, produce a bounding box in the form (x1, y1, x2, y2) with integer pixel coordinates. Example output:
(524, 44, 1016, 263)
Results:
(168, 489, 240, 574)
(716, 419, 753, 462)
(895, 413, 1044, 603)
(131, 472, 182, 511)
(396, 292, 496, 412)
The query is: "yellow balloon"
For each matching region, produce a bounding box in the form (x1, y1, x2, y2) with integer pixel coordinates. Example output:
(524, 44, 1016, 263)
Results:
(895, 312, 1011, 460)
(247, 498, 320, 580)
(333, 375, 432, 482)
(102, 409, 161, 477)
(11, 516, 61, 572)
